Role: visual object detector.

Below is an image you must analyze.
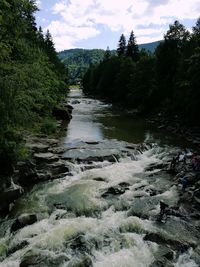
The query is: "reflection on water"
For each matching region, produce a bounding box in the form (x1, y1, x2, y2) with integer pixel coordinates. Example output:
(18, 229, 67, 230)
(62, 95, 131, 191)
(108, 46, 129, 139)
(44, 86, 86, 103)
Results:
(65, 89, 191, 148)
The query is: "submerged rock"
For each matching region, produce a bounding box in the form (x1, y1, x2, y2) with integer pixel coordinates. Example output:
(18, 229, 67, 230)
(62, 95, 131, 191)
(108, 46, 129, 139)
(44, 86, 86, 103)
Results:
(11, 214, 37, 232)
(101, 183, 130, 198)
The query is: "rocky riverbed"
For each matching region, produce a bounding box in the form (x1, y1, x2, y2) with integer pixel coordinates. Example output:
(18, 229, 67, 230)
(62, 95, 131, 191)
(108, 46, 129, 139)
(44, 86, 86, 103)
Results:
(0, 89, 199, 267)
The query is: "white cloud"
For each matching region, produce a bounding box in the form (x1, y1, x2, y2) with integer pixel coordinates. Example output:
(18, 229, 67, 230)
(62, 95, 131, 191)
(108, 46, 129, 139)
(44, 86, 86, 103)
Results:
(44, 0, 200, 50)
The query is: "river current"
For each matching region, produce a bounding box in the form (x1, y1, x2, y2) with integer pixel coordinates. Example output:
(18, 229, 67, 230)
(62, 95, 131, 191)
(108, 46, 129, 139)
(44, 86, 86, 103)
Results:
(0, 89, 199, 267)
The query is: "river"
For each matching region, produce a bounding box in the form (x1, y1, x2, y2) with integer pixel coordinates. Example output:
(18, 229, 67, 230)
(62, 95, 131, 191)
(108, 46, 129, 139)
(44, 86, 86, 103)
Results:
(0, 89, 199, 267)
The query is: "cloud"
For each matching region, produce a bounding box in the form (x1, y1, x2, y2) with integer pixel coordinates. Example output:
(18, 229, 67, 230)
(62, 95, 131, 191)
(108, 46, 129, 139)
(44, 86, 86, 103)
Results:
(43, 0, 200, 50)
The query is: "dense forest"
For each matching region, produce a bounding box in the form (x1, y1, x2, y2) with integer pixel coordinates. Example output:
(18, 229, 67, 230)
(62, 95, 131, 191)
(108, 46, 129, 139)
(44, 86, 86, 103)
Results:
(59, 42, 160, 85)
(83, 20, 200, 126)
(59, 49, 105, 84)
(0, 0, 68, 176)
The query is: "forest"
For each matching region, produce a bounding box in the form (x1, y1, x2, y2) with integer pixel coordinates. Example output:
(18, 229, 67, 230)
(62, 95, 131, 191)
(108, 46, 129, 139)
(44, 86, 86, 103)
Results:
(83, 19, 200, 127)
(0, 0, 68, 176)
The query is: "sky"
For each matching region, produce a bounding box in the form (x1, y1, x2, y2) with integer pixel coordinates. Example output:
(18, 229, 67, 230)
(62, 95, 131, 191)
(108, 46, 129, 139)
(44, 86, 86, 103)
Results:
(36, 0, 200, 51)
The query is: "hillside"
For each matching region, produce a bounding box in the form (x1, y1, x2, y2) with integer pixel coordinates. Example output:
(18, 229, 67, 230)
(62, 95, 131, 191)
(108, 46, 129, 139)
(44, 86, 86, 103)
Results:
(59, 41, 161, 84)
(58, 49, 105, 84)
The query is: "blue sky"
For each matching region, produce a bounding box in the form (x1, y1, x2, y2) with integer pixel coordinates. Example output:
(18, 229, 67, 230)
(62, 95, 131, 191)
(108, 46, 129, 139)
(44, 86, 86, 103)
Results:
(36, 0, 200, 51)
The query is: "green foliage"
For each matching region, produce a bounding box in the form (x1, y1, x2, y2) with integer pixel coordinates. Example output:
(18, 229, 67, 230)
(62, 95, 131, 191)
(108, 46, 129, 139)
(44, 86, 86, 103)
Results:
(40, 117, 57, 135)
(83, 20, 200, 125)
(117, 34, 126, 56)
(0, 0, 68, 175)
(58, 49, 105, 84)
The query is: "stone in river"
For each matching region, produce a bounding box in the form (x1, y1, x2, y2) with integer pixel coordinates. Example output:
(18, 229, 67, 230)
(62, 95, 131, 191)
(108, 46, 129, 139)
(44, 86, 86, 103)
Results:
(11, 214, 37, 232)
(34, 152, 59, 163)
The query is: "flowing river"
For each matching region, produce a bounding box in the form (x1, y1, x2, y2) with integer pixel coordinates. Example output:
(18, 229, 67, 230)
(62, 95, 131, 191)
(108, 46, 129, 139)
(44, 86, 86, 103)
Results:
(0, 89, 199, 267)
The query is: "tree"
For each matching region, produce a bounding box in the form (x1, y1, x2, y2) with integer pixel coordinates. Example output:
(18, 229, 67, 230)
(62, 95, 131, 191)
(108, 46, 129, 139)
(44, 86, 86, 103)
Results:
(117, 34, 126, 56)
(164, 20, 190, 49)
(126, 31, 139, 62)
(103, 46, 111, 61)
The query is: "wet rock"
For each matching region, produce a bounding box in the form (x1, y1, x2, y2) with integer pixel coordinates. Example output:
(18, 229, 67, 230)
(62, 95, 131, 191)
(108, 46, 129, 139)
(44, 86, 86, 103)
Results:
(145, 163, 166, 172)
(25, 143, 49, 153)
(53, 106, 72, 121)
(34, 152, 59, 163)
(7, 240, 29, 255)
(11, 214, 37, 232)
(144, 232, 188, 251)
(37, 171, 52, 181)
(17, 160, 38, 186)
(150, 259, 173, 267)
(48, 161, 69, 175)
(146, 188, 162, 196)
(20, 253, 69, 267)
(68, 235, 90, 253)
(93, 177, 107, 182)
(62, 148, 120, 163)
(85, 141, 99, 145)
(0, 186, 23, 215)
(71, 100, 80, 105)
(101, 184, 129, 198)
(48, 147, 67, 154)
(0, 187, 22, 202)
(67, 254, 93, 267)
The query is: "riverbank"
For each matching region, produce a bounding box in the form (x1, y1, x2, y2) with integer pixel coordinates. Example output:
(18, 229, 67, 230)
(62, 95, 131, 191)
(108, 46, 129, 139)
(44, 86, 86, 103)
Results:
(147, 112, 200, 148)
(0, 102, 73, 216)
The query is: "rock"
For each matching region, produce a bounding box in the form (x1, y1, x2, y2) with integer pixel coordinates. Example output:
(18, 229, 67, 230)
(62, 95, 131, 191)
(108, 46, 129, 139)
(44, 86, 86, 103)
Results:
(48, 161, 69, 175)
(34, 152, 59, 163)
(37, 171, 52, 181)
(25, 143, 49, 153)
(8, 240, 29, 255)
(0, 187, 23, 215)
(71, 100, 80, 105)
(20, 252, 69, 267)
(101, 183, 129, 198)
(85, 141, 99, 145)
(67, 254, 92, 267)
(48, 147, 67, 154)
(144, 232, 189, 251)
(93, 177, 107, 182)
(62, 148, 120, 163)
(53, 106, 72, 121)
(11, 214, 37, 232)
(0, 187, 22, 202)
(17, 160, 38, 186)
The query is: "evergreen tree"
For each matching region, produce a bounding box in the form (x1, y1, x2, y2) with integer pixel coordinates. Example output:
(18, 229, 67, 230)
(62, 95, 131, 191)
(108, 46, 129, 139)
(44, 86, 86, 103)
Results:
(103, 46, 111, 61)
(126, 31, 139, 62)
(117, 34, 126, 56)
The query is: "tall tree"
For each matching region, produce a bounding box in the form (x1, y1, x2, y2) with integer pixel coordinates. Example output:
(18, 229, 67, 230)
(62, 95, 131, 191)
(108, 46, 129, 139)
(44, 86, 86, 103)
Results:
(117, 34, 126, 56)
(126, 31, 139, 62)
(103, 46, 111, 61)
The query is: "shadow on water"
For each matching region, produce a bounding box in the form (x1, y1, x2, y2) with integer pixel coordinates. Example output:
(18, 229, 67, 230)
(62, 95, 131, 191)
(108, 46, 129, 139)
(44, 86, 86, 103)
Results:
(65, 88, 193, 149)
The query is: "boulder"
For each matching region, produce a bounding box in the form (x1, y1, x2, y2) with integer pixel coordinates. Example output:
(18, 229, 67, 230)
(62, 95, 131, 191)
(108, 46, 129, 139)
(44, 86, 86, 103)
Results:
(11, 214, 37, 232)
(8, 240, 29, 255)
(17, 160, 38, 186)
(101, 183, 130, 198)
(53, 106, 72, 121)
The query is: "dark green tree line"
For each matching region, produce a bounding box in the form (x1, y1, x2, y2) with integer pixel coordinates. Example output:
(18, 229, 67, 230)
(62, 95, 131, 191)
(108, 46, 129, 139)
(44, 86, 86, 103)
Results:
(83, 20, 200, 124)
(0, 0, 68, 176)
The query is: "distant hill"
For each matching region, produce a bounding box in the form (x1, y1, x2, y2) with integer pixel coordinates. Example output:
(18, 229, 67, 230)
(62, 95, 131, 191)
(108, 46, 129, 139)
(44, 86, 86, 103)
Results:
(59, 41, 161, 84)
(58, 49, 105, 84)
(139, 40, 161, 53)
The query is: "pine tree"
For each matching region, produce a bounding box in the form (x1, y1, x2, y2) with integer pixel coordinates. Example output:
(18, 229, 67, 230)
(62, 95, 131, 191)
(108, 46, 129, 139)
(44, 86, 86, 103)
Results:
(103, 46, 111, 61)
(117, 34, 126, 56)
(126, 31, 139, 61)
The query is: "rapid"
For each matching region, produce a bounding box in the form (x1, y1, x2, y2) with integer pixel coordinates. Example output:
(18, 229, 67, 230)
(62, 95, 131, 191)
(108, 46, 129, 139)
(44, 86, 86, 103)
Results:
(0, 89, 199, 267)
